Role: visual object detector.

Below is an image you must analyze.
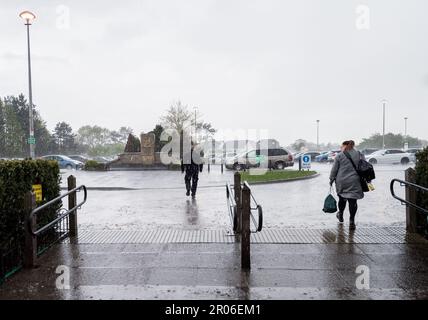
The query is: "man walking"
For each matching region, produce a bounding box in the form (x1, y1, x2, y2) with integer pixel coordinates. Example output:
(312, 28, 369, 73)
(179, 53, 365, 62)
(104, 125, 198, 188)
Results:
(181, 142, 204, 198)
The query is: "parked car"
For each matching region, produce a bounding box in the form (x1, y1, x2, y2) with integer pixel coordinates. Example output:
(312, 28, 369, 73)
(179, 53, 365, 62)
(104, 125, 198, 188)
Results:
(405, 147, 423, 162)
(295, 151, 321, 162)
(315, 151, 329, 163)
(366, 149, 413, 165)
(405, 147, 423, 154)
(40, 155, 84, 170)
(92, 156, 111, 164)
(360, 148, 379, 156)
(225, 148, 294, 171)
(68, 155, 91, 163)
(327, 150, 342, 163)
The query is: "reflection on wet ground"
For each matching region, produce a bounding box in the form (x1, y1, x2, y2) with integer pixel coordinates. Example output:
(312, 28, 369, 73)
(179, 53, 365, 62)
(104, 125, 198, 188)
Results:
(185, 199, 199, 225)
(2, 240, 428, 300)
(62, 163, 413, 230)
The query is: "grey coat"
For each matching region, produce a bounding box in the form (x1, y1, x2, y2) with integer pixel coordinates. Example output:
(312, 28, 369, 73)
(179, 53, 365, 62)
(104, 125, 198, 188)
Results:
(329, 149, 364, 200)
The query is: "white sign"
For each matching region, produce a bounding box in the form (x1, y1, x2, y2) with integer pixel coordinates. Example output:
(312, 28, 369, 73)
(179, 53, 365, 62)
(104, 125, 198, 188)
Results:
(301, 154, 311, 170)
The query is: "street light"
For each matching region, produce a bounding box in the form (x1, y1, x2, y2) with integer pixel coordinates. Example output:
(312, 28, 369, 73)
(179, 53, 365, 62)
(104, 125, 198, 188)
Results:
(19, 10, 36, 159)
(404, 117, 408, 149)
(316, 120, 320, 150)
(404, 117, 408, 136)
(381, 99, 387, 149)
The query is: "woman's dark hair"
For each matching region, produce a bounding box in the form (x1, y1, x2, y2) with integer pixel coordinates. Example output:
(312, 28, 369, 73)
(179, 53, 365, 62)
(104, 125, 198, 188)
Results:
(342, 140, 355, 151)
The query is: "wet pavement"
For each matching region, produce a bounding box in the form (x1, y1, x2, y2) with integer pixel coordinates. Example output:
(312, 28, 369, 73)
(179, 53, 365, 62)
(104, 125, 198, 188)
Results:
(1, 240, 428, 300)
(2, 162, 426, 300)
(60, 163, 413, 230)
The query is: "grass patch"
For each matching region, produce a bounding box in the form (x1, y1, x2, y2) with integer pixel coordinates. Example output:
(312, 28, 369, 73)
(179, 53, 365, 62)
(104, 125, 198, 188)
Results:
(240, 169, 317, 184)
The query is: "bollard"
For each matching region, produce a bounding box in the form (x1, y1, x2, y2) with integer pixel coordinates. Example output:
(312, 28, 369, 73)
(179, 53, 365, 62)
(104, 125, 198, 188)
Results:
(68, 175, 78, 238)
(405, 168, 419, 233)
(234, 172, 242, 234)
(208, 163, 210, 173)
(241, 183, 251, 270)
(221, 163, 224, 174)
(24, 191, 37, 268)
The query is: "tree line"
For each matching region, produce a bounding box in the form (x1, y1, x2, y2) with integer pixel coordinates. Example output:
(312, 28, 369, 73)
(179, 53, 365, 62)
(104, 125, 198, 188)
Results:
(0, 94, 133, 158)
(0, 96, 217, 158)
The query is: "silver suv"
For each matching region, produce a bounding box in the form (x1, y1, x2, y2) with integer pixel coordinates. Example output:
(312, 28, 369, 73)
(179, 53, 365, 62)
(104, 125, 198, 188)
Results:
(225, 148, 294, 171)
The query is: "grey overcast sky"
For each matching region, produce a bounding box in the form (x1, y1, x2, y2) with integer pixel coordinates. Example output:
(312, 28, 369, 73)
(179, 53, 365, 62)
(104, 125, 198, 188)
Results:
(1, 0, 427, 146)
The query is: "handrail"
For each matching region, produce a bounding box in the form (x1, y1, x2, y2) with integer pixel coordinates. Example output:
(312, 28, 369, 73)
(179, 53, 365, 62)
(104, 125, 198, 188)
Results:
(226, 183, 238, 231)
(29, 185, 87, 236)
(243, 181, 263, 232)
(390, 179, 428, 215)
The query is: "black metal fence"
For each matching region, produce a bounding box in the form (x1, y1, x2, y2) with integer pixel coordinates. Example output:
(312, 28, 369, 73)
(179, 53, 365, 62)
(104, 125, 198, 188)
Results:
(0, 175, 87, 283)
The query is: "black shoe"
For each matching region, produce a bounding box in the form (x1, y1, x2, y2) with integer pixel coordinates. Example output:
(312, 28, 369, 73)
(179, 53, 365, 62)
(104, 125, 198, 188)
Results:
(186, 190, 190, 196)
(349, 220, 356, 230)
(336, 212, 344, 223)
(191, 193, 196, 199)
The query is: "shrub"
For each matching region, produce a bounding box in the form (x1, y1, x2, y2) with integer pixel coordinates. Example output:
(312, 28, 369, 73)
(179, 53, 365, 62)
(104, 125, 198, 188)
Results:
(0, 159, 61, 246)
(415, 147, 428, 211)
(84, 160, 108, 171)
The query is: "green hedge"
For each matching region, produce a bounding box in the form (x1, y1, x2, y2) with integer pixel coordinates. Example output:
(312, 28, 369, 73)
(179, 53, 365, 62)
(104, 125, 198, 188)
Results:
(415, 147, 428, 212)
(0, 159, 61, 246)
(84, 160, 108, 171)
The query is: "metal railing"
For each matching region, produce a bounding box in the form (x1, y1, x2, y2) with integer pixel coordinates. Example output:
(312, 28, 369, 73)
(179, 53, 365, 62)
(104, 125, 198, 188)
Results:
(226, 172, 263, 270)
(24, 175, 87, 268)
(226, 183, 238, 232)
(30, 185, 87, 237)
(390, 179, 428, 215)
(226, 182, 263, 234)
(244, 182, 263, 233)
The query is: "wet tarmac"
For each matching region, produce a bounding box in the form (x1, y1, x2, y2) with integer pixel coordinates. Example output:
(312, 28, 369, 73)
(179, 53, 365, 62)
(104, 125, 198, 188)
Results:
(1, 241, 428, 300)
(60, 163, 412, 230)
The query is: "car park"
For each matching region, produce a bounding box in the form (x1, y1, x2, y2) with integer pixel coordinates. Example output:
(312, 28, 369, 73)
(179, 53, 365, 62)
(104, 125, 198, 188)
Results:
(327, 150, 341, 163)
(68, 155, 91, 163)
(360, 148, 379, 156)
(315, 151, 329, 163)
(366, 149, 413, 165)
(40, 155, 84, 170)
(405, 147, 424, 162)
(92, 156, 111, 164)
(225, 148, 294, 171)
(295, 151, 321, 162)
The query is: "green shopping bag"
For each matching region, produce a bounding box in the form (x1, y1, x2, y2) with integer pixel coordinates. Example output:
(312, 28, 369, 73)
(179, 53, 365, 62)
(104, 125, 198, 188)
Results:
(323, 188, 337, 213)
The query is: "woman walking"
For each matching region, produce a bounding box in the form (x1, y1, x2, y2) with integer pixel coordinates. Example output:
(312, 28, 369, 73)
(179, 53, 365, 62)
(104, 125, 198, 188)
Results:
(329, 140, 364, 230)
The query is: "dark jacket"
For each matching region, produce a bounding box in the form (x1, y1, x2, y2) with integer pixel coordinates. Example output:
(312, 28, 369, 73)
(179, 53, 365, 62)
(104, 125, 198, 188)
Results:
(181, 148, 204, 173)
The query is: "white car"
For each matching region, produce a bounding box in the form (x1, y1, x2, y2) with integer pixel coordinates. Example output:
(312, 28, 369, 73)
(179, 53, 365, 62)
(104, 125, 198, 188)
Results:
(366, 149, 413, 165)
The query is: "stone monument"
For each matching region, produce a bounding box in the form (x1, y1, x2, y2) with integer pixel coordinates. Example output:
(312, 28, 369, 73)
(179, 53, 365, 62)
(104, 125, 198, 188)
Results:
(109, 132, 161, 169)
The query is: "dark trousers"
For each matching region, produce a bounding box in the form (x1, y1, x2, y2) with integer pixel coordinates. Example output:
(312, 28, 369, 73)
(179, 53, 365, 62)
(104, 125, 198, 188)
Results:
(185, 166, 199, 195)
(338, 196, 358, 221)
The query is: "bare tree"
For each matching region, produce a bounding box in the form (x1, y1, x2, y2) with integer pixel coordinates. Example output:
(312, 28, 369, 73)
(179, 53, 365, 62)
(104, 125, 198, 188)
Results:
(160, 101, 192, 133)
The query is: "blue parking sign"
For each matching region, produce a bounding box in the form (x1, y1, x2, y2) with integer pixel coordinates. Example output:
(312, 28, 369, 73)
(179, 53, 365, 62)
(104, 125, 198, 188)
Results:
(301, 154, 311, 170)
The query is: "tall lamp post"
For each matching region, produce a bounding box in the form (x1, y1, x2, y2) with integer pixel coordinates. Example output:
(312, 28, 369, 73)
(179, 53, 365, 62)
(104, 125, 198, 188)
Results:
(316, 120, 320, 150)
(404, 117, 408, 149)
(19, 11, 36, 159)
(404, 117, 408, 136)
(381, 99, 387, 149)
